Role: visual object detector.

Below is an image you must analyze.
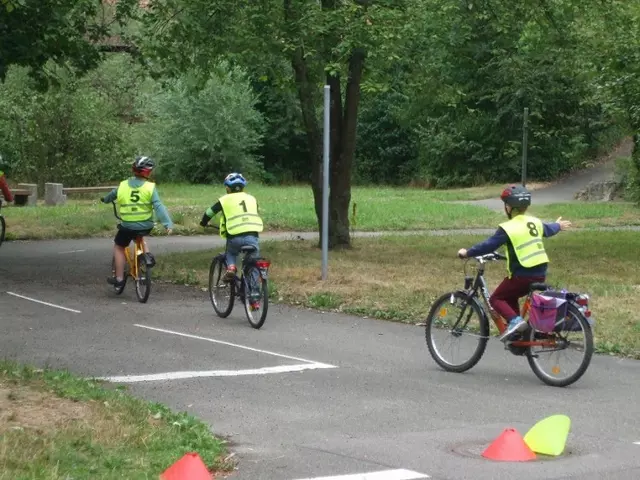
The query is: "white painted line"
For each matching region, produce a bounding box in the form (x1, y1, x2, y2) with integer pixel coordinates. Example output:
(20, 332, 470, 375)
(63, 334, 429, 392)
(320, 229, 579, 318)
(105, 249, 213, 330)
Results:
(634, 442, 640, 445)
(292, 469, 429, 480)
(6, 291, 81, 314)
(96, 363, 336, 383)
(58, 249, 87, 254)
(134, 324, 336, 366)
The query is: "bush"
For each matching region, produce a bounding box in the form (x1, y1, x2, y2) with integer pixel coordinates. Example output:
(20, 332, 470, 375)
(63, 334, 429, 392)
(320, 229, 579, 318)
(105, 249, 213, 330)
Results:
(135, 62, 266, 184)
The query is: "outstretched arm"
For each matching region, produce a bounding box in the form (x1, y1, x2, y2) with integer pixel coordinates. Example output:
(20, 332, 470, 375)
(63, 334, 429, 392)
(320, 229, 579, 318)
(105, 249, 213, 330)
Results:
(459, 228, 508, 258)
(200, 201, 222, 226)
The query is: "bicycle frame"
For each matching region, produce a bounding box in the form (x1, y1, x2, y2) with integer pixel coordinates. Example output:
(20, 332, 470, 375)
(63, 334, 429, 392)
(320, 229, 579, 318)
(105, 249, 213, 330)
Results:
(461, 254, 559, 349)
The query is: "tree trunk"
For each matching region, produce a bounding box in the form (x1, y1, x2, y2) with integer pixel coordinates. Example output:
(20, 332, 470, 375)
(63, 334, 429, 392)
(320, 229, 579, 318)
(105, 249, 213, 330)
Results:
(284, 0, 323, 231)
(326, 47, 366, 248)
(285, 0, 367, 249)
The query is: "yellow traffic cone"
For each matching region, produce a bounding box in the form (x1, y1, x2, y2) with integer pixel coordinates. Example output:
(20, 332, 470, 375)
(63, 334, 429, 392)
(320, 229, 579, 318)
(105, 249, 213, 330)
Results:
(523, 414, 571, 456)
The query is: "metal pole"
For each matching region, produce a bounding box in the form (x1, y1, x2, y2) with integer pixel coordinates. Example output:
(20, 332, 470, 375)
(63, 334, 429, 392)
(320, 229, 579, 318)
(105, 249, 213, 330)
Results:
(321, 85, 330, 280)
(521, 107, 529, 187)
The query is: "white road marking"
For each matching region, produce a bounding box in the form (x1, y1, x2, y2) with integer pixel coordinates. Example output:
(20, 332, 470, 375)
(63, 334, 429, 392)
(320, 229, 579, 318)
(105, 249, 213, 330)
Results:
(292, 469, 429, 480)
(96, 363, 336, 383)
(634, 442, 640, 445)
(134, 324, 336, 366)
(58, 249, 87, 254)
(6, 291, 81, 314)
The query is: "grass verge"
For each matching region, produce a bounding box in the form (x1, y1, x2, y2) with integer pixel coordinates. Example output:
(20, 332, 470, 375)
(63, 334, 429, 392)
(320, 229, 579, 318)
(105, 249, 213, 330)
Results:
(154, 231, 640, 359)
(0, 361, 231, 479)
(0, 183, 532, 241)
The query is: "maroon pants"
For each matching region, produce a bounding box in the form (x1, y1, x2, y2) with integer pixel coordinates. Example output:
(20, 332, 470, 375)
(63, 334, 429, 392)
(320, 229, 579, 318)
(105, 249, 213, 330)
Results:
(489, 275, 545, 321)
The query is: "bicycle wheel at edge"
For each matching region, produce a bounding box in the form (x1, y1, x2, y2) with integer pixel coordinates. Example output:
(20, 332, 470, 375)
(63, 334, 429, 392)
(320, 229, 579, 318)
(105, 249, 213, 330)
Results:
(526, 303, 594, 387)
(209, 255, 234, 318)
(425, 290, 490, 373)
(135, 254, 151, 303)
(242, 265, 268, 329)
(0, 215, 5, 247)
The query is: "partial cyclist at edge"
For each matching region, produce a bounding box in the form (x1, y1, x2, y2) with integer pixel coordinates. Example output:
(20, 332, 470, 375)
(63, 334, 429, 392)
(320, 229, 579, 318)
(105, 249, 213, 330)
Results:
(457, 184, 572, 342)
(199, 172, 264, 310)
(101, 156, 173, 289)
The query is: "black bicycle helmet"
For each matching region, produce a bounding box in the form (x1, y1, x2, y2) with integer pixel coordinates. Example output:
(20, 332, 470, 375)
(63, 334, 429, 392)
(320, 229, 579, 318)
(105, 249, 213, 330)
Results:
(500, 184, 531, 208)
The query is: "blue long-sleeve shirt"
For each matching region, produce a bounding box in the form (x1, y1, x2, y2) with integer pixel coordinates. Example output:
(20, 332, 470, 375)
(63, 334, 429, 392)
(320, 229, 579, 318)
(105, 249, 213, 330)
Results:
(103, 178, 174, 231)
(466, 221, 561, 277)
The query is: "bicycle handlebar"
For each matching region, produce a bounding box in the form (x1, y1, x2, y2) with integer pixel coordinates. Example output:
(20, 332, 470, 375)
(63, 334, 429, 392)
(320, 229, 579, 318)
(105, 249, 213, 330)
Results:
(474, 252, 506, 262)
(460, 251, 507, 262)
(111, 201, 122, 221)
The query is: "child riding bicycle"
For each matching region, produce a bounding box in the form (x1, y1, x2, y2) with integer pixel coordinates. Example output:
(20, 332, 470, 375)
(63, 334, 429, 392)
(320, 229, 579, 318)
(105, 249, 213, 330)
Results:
(101, 156, 173, 289)
(457, 184, 572, 342)
(199, 172, 264, 309)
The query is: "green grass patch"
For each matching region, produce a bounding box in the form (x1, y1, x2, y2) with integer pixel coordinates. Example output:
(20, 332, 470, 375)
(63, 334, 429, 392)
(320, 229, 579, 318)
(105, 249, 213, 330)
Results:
(0, 361, 231, 479)
(3, 182, 639, 241)
(531, 201, 640, 227)
(155, 231, 640, 359)
(2, 183, 507, 240)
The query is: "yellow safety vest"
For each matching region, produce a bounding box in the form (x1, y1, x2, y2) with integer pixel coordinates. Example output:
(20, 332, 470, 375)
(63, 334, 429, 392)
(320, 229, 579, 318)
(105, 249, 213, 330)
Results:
(218, 192, 263, 237)
(116, 179, 155, 222)
(499, 214, 550, 277)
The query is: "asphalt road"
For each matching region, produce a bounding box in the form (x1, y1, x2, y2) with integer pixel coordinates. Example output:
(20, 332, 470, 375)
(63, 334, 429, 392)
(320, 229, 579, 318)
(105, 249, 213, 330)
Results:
(1, 231, 640, 480)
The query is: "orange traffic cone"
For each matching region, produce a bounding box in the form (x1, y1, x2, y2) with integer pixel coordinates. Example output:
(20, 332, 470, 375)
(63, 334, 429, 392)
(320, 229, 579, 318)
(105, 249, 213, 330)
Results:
(160, 452, 212, 480)
(482, 428, 537, 462)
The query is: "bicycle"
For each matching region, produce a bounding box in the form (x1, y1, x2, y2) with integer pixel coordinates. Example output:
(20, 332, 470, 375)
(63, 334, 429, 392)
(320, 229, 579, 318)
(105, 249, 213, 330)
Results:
(0, 200, 5, 247)
(108, 201, 153, 303)
(424, 252, 594, 387)
(206, 227, 271, 329)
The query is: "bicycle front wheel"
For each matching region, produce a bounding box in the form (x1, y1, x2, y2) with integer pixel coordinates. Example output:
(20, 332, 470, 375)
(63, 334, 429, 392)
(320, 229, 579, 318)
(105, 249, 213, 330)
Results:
(526, 303, 594, 387)
(0, 215, 5, 247)
(135, 254, 151, 303)
(242, 265, 268, 329)
(209, 255, 234, 318)
(425, 291, 490, 373)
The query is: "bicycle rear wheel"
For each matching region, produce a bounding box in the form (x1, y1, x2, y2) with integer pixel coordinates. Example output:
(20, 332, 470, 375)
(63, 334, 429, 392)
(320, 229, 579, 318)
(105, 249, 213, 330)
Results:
(135, 253, 151, 303)
(242, 265, 268, 329)
(526, 303, 593, 387)
(425, 291, 490, 373)
(209, 255, 234, 317)
(0, 215, 5, 247)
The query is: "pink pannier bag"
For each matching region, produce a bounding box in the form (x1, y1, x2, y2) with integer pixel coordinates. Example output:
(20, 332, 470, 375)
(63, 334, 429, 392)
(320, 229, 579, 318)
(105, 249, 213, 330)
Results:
(529, 290, 568, 333)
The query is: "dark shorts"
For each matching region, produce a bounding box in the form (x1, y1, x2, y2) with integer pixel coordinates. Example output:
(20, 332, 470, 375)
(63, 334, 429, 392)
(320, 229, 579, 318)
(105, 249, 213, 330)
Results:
(114, 225, 152, 248)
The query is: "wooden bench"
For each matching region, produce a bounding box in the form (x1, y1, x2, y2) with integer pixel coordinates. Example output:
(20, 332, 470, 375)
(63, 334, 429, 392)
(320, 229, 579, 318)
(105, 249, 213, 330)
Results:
(12, 183, 38, 206)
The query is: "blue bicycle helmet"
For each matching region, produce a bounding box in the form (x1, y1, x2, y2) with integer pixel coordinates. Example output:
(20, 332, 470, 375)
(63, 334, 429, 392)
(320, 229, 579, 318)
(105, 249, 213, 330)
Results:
(224, 172, 247, 192)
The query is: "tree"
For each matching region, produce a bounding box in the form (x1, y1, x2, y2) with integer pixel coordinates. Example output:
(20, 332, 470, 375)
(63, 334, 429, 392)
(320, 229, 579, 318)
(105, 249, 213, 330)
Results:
(133, 0, 412, 248)
(0, 0, 139, 88)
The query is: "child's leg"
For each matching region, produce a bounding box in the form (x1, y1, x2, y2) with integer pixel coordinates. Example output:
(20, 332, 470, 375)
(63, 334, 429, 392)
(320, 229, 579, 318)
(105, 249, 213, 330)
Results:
(224, 237, 241, 280)
(113, 244, 126, 281)
(491, 275, 545, 341)
(109, 227, 134, 285)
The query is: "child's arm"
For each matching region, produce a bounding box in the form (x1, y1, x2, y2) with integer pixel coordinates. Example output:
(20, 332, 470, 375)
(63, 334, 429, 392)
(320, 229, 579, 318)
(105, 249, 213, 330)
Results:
(465, 228, 508, 257)
(543, 217, 571, 237)
(151, 189, 174, 230)
(200, 202, 222, 227)
(101, 187, 118, 204)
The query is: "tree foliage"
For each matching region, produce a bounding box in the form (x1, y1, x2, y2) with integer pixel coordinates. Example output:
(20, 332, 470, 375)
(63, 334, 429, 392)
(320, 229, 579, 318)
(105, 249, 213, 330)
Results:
(135, 63, 266, 184)
(0, 0, 139, 88)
